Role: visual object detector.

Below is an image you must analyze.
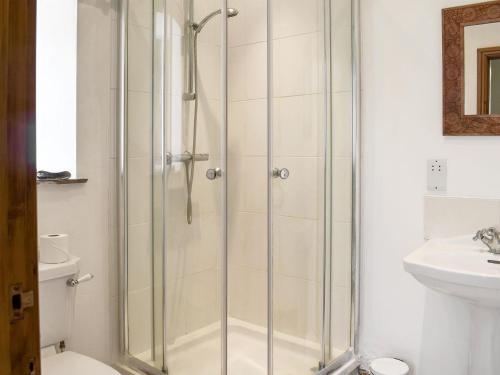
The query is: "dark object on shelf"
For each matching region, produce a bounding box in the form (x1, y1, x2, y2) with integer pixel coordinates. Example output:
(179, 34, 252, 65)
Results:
(37, 170, 71, 180)
(36, 170, 88, 185)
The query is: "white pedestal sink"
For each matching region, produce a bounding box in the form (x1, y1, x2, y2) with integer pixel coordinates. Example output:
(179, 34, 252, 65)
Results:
(404, 236, 500, 374)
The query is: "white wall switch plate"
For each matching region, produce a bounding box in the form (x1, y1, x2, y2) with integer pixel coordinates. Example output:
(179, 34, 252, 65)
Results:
(427, 159, 447, 192)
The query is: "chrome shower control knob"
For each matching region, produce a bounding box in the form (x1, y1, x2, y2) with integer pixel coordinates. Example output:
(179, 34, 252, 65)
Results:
(272, 168, 289, 179)
(206, 168, 222, 180)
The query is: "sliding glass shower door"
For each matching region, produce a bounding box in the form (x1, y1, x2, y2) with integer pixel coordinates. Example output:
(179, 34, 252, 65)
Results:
(120, 1, 356, 374)
(123, 0, 226, 372)
(155, 0, 226, 373)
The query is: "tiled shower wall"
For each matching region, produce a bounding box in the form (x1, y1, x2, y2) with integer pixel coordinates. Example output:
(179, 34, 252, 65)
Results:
(227, 0, 326, 342)
(163, 0, 222, 343)
(127, 0, 225, 355)
(227, 0, 353, 351)
(227, 0, 269, 332)
(126, 0, 353, 355)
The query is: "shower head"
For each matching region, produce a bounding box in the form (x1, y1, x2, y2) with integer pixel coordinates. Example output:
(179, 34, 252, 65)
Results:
(194, 8, 239, 33)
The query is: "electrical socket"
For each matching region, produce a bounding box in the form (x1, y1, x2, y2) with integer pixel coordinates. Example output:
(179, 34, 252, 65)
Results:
(427, 159, 447, 192)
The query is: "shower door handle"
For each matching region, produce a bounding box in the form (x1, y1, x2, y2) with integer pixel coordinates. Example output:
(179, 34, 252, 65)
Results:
(206, 168, 222, 180)
(272, 168, 289, 180)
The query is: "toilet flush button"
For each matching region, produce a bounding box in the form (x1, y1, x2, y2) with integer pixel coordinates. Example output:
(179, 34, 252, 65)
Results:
(369, 358, 410, 375)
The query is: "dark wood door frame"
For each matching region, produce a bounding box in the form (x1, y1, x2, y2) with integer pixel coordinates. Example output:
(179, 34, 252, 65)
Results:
(0, 1, 40, 374)
(477, 46, 500, 115)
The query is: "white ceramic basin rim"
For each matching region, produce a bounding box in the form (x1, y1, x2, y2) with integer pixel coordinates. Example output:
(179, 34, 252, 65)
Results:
(404, 235, 500, 306)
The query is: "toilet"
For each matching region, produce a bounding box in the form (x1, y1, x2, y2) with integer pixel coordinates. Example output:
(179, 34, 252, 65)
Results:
(39, 257, 119, 375)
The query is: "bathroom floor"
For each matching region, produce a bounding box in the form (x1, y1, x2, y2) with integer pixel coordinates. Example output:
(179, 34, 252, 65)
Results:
(136, 319, 338, 375)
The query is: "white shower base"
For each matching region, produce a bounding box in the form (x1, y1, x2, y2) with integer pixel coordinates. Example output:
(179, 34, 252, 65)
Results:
(136, 318, 343, 375)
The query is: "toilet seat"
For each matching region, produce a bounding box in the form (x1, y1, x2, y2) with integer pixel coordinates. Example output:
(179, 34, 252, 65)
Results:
(41, 351, 120, 375)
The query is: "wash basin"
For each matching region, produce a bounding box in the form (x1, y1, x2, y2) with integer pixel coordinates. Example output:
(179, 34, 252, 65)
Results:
(404, 235, 500, 374)
(404, 235, 500, 307)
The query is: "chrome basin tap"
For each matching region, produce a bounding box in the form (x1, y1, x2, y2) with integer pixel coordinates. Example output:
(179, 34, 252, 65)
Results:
(473, 227, 500, 254)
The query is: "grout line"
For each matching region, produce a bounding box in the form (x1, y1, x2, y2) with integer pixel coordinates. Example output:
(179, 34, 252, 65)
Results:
(228, 30, 323, 49)
(229, 92, 323, 102)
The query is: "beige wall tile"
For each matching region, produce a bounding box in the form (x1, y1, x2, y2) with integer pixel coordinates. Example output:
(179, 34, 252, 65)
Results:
(128, 288, 153, 355)
(243, 99, 267, 156)
(197, 43, 221, 101)
(333, 92, 353, 158)
(275, 275, 320, 341)
(229, 212, 267, 270)
(184, 270, 219, 332)
(128, 157, 152, 225)
(128, 0, 152, 29)
(274, 33, 319, 97)
(331, 285, 351, 351)
(333, 222, 352, 288)
(333, 157, 352, 222)
(276, 216, 319, 280)
(274, 95, 322, 157)
(229, 46, 247, 101)
(423, 196, 500, 240)
(128, 24, 152, 93)
(245, 42, 268, 99)
(128, 91, 153, 158)
(228, 0, 267, 47)
(228, 265, 267, 327)
(273, 156, 321, 219)
(243, 156, 267, 213)
(273, 0, 320, 38)
(128, 223, 152, 291)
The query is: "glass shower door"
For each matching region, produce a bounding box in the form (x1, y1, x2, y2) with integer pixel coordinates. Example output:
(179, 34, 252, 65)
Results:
(125, 0, 227, 374)
(122, 0, 355, 374)
(268, 0, 354, 373)
(158, 0, 225, 374)
(269, 0, 330, 373)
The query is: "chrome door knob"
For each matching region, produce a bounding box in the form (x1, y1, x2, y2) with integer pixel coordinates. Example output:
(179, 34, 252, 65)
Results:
(272, 168, 289, 179)
(206, 168, 222, 180)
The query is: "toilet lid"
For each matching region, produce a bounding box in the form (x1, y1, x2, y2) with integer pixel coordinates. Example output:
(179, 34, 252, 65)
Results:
(370, 358, 409, 375)
(42, 351, 120, 375)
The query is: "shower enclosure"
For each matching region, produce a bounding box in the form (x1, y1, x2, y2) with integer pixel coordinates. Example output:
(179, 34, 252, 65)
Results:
(118, 0, 360, 374)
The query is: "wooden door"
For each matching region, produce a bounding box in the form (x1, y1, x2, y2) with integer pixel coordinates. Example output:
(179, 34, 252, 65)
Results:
(0, 1, 40, 374)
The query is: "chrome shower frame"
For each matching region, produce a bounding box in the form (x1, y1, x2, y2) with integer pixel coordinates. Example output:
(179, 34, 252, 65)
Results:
(116, 0, 362, 373)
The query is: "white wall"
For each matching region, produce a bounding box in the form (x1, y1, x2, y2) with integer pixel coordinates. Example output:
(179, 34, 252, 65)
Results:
(360, 0, 500, 371)
(37, 0, 118, 365)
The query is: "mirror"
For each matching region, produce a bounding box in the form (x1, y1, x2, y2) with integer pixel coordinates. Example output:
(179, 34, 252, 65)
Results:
(442, 2, 500, 135)
(464, 23, 500, 115)
(36, 0, 78, 177)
